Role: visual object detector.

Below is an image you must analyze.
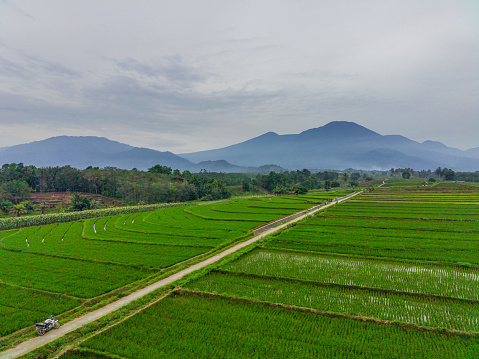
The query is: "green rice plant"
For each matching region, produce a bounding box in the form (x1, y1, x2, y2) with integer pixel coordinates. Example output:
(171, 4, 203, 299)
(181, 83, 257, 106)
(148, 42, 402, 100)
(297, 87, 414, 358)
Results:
(327, 201, 479, 220)
(223, 249, 479, 300)
(2, 222, 211, 269)
(0, 202, 183, 231)
(187, 271, 479, 333)
(184, 204, 281, 222)
(266, 239, 479, 265)
(79, 292, 479, 359)
(0, 283, 82, 336)
(0, 249, 151, 298)
(112, 206, 261, 240)
(58, 350, 114, 359)
(306, 216, 479, 233)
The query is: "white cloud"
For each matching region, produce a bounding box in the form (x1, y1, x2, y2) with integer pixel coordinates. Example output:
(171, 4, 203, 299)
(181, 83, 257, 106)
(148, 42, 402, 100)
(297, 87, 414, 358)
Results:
(0, 0, 478, 151)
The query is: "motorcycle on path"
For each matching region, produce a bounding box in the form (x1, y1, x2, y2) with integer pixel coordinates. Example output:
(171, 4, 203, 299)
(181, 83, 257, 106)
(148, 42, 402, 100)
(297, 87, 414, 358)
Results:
(36, 315, 60, 336)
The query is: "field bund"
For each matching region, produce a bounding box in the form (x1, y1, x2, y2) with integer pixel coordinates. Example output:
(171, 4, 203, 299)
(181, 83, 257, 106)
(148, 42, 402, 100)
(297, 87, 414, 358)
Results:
(0, 191, 358, 359)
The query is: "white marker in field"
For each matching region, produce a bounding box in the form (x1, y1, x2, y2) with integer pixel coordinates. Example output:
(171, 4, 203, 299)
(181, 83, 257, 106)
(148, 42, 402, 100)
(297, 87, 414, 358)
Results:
(42, 238, 44, 243)
(62, 238, 64, 241)
(93, 224, 96, 233)
(104, 224, 106, 231)
(132, 219, 135, 224)
(25, 238, 28, 242)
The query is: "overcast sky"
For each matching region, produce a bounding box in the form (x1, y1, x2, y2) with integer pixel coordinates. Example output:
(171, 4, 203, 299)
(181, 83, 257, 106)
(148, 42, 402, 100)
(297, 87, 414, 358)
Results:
(1, 1, 478, 152)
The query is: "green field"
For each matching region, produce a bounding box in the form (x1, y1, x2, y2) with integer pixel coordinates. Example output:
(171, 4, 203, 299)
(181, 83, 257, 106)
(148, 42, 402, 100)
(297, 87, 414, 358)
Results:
(74, 292, 479, 359)
(7, 182, 479, 357)
(0, 193, 334, 338)
(50, 182, 479, 358)
(265, 193, 479, 264)
(188, 271, 479, 333)
(221, 248, 479, 300)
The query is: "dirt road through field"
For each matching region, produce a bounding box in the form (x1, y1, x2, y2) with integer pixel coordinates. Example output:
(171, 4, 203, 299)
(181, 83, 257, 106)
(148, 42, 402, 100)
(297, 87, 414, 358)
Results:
(0, 191, 360, 359)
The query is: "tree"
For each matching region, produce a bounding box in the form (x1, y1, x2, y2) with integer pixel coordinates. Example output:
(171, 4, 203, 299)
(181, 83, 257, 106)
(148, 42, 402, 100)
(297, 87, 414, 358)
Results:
(434, 167, 443, 178)
(10, 203, 27, 217)
(350, 181, 359, 188)
(331, 180, 341, 188)
(350, 173, 361, 182)
(324, 180, 331, 191)
(402, 171, 411, 179)
(342, 173, 349, 182)
(241, 179, 251, 192)
(22, 201, 34, 212)
(443, 168, 456, 181)
(0, 180, 31, 203)
(273, 185, 288, 195)
(0, 199, 13, 214)
(71, 192, 93, 211)
(148, 165, 172, 175)
(39, 202, 49, 214)
(292, 183, 308, 194)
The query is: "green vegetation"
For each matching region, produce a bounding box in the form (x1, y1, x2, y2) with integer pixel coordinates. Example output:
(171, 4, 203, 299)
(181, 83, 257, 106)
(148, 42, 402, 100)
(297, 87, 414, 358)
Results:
(188, 271, 479, 333)
(265, 186, 479, 264)
(0, 162, 362, 218)
(8, 179, 479, 358)
(221, 249, 479, 300)
(74, 292, 479, 359)
(0, 192, 333, 338)
(0, 283, 82, 337)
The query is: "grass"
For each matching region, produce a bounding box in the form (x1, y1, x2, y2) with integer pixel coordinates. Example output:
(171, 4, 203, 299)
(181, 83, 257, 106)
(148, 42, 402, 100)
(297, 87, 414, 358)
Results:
(76, 291, 479, 359)
(222, 248, 479, 300)
(187, 271, 479, 333)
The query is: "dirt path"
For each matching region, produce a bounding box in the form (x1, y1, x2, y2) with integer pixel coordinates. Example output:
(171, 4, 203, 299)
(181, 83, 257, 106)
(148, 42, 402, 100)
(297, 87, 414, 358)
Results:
(0, 191, 360, 359)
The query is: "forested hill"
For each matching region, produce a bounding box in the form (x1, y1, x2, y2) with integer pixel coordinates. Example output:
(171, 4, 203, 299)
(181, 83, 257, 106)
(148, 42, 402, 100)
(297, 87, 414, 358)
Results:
(0, 163, 356, 210)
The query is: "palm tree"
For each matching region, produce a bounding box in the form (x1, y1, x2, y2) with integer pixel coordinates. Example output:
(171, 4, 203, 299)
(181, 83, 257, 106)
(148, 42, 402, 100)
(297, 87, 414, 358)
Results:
(342, 173, 349, 182)
(10, 203, 27, 217)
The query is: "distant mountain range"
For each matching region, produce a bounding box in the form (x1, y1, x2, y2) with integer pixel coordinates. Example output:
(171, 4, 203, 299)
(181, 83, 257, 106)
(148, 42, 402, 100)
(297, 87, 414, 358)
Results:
(0, 136, 283, 173)
(1, 121, 479, 171)
(182, 121, 479, 171)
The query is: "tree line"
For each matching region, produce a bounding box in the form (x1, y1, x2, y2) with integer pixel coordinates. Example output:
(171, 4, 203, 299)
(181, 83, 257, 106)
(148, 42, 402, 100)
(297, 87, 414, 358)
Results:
(0, 163, 370, 213)
(0, 164, 230, 212)
(10, 161, 471, 216)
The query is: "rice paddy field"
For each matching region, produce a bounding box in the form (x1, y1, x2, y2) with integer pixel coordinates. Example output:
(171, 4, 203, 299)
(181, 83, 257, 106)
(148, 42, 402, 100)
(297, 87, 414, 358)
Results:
(54, 180, 479, 359)
(0, 192, 347, 339)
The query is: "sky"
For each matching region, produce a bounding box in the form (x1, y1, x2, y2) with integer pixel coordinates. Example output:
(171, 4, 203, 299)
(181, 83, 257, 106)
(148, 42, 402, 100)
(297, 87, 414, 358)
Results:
(1, 0, 479, 153)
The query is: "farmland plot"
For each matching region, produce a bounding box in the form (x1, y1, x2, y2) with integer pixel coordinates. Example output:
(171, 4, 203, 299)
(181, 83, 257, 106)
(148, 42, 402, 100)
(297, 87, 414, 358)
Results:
(187, 271, 479, 333)
(222, 249, 479, 300)
(48, 182, 479, 358)
(0, 194, 325, 338)
(0, 283, 81, 337)
(267, 187, 479, 264)
(74, 292, 479, 359)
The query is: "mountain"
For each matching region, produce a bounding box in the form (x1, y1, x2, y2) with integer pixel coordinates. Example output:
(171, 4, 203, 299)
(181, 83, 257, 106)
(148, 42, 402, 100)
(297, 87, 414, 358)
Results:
(0, 136, 196, 170)
(465, 147, 479, 158)
(3, 122, 479, 171)
(0, 136, 133, 168)
(0, 136, 278, 172)
(182, 121, 479, 171)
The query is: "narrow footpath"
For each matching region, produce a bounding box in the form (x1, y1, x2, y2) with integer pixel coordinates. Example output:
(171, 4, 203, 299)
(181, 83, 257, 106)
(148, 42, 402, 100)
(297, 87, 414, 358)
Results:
(0, 191, 360, 359)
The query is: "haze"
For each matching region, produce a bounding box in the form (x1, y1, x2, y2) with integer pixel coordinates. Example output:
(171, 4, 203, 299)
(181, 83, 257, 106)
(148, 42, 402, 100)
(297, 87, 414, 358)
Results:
(1, 0, 478, 152)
